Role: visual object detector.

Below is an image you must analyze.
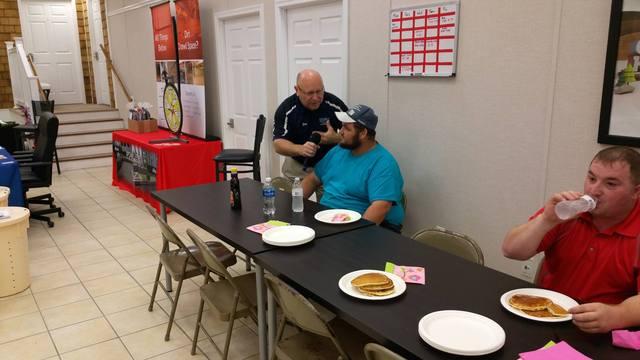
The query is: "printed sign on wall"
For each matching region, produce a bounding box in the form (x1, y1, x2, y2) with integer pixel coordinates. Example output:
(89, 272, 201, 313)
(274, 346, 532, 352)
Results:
(389, 1, 459, 77)
(151, 0, 205, 138)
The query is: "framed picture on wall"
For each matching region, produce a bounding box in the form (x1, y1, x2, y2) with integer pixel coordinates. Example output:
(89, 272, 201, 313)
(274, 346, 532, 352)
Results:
(599, 0, 640, 147)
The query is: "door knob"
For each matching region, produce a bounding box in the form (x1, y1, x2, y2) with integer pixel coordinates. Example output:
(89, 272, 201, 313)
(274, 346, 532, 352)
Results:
(227, 118, 235, 128)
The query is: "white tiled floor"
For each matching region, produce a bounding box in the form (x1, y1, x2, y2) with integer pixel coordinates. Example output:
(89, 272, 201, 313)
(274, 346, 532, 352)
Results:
(0, 166, 260, 360)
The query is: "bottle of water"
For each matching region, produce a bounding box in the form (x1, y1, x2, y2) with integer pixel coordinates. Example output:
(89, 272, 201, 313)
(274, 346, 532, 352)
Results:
(555, 195, 597, 220)
(292, 177, 304, 213)
(262, 177, 276, 217)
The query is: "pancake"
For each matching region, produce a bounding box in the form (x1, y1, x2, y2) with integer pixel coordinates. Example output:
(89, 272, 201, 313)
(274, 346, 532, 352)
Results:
(508, 294, 553, 311)
(358, 281, 394, 291)
(351, 273, 391, 287)
(522, 309, 556, 318)
(357, 287, 396, 296)
(547, 303, 569, 317)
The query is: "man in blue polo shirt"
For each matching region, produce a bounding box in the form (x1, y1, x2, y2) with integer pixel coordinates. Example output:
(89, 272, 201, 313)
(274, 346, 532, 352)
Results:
(301, 104, 405, 231)
(273, 69, 348, 184)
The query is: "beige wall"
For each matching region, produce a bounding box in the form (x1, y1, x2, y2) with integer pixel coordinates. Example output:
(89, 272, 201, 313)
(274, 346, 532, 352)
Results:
(105, 0, 613, 280)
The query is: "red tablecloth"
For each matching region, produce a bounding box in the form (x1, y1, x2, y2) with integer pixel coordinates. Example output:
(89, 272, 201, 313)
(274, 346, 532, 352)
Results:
(112, 129, 222, 212)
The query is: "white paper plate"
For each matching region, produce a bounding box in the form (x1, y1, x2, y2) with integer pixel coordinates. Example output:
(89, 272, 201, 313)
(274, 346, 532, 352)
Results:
(418, 310, 506, 356)
(338, 269, 406, 300)
(500, 288, 578, 322)
(314, 209, 361, 224)
(262, 225, 315, 247)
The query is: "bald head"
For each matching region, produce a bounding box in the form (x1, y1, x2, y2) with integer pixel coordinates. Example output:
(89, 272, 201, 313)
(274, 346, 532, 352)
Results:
(296, 69, 322, 84)
(295, 69, 325, 110)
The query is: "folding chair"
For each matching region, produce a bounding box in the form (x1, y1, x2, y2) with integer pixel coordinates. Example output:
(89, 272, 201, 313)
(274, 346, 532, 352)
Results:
(187, 229, 258, 359)
(411, 226, 484, 265)
(145, 206, 237, 341)
(265, 273, 370, 360)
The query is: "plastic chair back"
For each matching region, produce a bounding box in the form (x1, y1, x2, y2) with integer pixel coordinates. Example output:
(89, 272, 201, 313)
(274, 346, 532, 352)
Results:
(364, 343, 406, 360)
(411, 226, 484, 265)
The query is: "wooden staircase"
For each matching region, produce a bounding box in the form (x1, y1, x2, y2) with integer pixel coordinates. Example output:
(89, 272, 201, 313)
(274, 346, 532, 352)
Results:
(55, 104, 124, 171)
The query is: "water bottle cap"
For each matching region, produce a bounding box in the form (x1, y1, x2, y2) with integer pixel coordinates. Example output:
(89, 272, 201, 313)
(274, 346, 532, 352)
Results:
(581, 195, 597, 209)
(265, 177, 272, 182)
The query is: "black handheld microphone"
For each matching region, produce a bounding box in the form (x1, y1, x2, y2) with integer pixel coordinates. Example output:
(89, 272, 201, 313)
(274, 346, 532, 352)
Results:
(303, 132, 321, 171)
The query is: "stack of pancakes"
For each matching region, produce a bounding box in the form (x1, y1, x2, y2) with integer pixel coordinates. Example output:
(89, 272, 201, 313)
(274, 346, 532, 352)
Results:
(351, 273, 395, 296)
(508, 294, 569, 318)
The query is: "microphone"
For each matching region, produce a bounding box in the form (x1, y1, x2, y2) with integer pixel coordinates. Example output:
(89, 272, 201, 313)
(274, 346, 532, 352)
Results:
(303, 133, 321, 171)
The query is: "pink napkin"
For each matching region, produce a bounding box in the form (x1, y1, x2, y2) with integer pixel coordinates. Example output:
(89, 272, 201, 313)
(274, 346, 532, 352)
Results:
(246, 220, 289, 234)
(519, 341, 591, 360)
(613, 330, 640, 350)
(384, 262, 425, 284)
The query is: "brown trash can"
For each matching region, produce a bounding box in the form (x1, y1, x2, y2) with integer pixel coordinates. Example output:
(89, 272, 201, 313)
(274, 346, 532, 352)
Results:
(0, 187, 9, 207)
(0, 207, 30, 297)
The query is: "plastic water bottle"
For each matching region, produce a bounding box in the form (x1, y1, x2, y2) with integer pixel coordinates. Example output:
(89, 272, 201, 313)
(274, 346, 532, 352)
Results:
(292, 177, 304, 213)
(263, 177, 276, 217)
(555, 195, 597, 220)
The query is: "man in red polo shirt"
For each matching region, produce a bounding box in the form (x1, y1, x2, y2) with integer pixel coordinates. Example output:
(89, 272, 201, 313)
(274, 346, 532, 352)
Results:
(502, 146, 640, 333)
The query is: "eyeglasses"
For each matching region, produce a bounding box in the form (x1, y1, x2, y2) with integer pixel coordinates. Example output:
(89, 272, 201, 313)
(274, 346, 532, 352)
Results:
(297, 86, 324, 97)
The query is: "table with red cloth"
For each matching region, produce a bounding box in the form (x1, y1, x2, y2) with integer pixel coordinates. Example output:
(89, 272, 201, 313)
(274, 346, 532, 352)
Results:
(112, 130, 222, 212)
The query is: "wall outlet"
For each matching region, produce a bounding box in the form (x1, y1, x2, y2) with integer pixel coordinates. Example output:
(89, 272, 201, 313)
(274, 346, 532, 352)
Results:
(520, 260, 535, 281)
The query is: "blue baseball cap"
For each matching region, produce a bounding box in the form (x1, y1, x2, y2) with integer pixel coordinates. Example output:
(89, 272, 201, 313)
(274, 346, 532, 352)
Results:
(335, 104, 378, 131)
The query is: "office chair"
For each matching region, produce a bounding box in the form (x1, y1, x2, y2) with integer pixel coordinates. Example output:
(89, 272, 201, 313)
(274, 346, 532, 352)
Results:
(16, 112, 64, 227)
(214, 114, 266, 181)
(14, 100, 60, 174)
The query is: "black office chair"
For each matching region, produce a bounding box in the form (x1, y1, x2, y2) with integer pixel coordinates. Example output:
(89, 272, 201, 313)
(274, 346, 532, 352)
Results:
(13, 100, 60, 174)
(34, 101, 60, 174)
(214, 115, 266, 181)
(16, 112, 64, 227)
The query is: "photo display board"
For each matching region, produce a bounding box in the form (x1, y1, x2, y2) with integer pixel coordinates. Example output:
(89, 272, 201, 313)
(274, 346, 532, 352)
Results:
(389, 1, 459, 77)
(151, 0, 206, 138)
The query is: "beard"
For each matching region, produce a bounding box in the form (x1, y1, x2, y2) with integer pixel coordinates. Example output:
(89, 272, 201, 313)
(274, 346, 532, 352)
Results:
(339, 136, 361, 150)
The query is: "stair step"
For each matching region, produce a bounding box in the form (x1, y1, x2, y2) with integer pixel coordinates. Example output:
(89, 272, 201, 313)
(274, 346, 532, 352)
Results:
(59, 118, 123, 125)
(59, 156, 112, 172)
(57, 140, 112, 149)
(58, 119, 124, 134)
(59, 129, 118, 137)
(58, 152, 112, 162)
(57, 132, 113, 146)
(55, 104, 116, 114)
(57, 110, 121, 122)
(57, 143, 112, 159)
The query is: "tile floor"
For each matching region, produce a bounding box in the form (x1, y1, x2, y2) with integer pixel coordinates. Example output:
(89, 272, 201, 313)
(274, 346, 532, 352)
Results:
(0, 166, 261, 359)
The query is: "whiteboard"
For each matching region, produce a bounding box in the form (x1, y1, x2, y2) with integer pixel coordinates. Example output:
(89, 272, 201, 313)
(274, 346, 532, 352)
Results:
(389, 1, 460, 77)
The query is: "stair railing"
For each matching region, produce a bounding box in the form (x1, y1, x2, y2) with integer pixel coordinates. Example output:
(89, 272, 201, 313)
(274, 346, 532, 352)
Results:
(100, 44, 134, 103)
(6, 38, 41, 123)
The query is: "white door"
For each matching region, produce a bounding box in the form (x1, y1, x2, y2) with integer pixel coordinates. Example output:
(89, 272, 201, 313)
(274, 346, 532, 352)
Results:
(19, 0, 85, 104)
(88, 0, 110, 105)
(219, 14, 268, 178)
(287, 1, 346, 100)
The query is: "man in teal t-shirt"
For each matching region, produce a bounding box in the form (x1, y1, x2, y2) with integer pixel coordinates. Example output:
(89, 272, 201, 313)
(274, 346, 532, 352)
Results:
(301, 104, 405, 230)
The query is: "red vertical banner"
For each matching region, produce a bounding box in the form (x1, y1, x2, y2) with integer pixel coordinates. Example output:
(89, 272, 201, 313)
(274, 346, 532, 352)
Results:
(151, 0, 206, 138)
